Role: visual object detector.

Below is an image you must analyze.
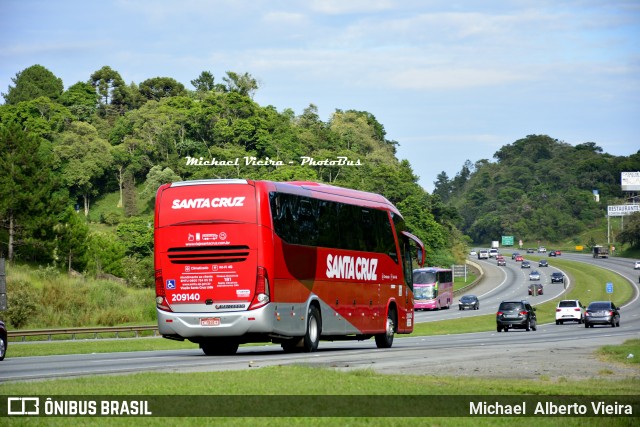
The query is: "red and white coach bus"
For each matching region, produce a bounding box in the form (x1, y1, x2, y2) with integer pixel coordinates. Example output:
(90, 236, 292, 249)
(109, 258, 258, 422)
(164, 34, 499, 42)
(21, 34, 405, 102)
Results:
(154, 179, 425, 355)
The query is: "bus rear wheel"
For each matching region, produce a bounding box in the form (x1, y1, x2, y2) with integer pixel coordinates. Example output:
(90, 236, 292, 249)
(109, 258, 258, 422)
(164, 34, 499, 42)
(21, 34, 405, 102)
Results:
(375, 308, 396, 348)
(301, 305, 321, 352)
(200, 339, 239, 356)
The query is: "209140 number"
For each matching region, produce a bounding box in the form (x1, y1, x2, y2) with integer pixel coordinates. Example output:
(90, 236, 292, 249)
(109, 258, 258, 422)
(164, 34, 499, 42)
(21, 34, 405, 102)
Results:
(171, 293, 200, 302)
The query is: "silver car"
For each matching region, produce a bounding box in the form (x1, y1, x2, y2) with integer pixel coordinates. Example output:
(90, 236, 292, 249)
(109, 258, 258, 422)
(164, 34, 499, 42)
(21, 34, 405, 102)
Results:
(584, 301, 620, 328)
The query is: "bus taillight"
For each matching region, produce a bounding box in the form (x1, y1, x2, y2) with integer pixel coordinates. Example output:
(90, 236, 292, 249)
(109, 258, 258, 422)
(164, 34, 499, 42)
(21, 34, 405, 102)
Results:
(155, 269, 172, 312)
(249, 266, 270, 310)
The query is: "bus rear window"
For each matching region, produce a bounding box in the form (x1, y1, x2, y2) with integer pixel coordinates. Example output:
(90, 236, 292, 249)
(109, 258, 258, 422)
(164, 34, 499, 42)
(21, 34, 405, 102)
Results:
(157, 184, 257, 227)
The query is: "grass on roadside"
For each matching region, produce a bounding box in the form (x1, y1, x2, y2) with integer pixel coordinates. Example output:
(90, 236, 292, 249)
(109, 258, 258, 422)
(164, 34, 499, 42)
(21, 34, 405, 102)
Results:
(0, 366, 638, 427)
(597, 339, 640, 366)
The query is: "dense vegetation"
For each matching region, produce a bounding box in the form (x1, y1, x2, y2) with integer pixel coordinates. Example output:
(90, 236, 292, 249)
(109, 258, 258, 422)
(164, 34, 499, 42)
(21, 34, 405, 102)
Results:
(2, 64, 639, 293)
(433, 135, 640, 244)
(0, 64, 461, 288)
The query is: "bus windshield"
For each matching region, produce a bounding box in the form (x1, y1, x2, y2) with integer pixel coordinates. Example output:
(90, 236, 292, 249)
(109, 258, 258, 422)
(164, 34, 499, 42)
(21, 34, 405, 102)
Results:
(414, 285, 436, 300)
(413, 271, 436, 284)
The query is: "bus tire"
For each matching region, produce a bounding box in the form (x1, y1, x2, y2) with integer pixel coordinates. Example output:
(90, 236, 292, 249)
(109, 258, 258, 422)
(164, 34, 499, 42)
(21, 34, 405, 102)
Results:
(200, 339, 239, 356)
(375, 308, 396, 349)
(0, 334, 6, 361)
(302, 305, 321, 353)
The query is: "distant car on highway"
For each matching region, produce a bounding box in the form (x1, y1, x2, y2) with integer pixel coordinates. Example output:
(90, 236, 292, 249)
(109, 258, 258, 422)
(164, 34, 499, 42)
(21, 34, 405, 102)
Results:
(458, 295, 480, 311)
(584, 301, 620, 328)
(528, 283, 544, 295)
(555, 250, 562, 256)
(526, 248, 535, 254)
(538, 259, 548, 267)
(634, 261, 640, 270)
(497, 257, 506, 266)
(478, 250, 489, 259)
(521, 261, 531, 268)
(549, 251, 557, 257)
(511, 252, 520, 260)
(529, 270, 540, 280)
(538, 247, 547, 253)
(469, 250, 477, 257)
(0, 320, 6, 361)
(551, 272, 564, 283)
(515, 255, 524, 262)
(555, 300, 585, 324)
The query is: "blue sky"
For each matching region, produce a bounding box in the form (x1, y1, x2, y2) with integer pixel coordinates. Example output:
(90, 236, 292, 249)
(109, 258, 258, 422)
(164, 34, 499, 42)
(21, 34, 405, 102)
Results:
(1, 0, 639, 192)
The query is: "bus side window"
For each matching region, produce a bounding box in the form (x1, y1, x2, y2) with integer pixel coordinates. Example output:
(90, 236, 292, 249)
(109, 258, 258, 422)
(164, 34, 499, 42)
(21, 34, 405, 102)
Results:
(298, 198, 319, 245)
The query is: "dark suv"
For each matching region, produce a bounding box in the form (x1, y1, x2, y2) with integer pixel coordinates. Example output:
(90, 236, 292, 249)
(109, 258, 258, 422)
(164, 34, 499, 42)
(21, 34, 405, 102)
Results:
(496, 300, 537, 332)
(550, 272, 564, 283)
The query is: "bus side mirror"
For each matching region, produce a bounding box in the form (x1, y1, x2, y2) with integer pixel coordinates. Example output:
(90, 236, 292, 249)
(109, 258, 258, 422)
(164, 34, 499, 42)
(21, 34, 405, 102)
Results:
(417, 248, 425, 267)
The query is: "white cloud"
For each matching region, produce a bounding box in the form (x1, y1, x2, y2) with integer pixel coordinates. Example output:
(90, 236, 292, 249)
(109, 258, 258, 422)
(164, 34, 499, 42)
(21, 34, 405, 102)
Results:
(309, 0, 395, 15)
(387, 67, 532, 90)
(263, 11, 308, 26)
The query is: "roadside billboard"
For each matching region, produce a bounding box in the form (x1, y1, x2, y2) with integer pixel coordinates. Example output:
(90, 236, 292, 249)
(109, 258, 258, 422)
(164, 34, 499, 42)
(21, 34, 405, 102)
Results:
(621, 172, 640, 191)
(607, 204, 640, 217)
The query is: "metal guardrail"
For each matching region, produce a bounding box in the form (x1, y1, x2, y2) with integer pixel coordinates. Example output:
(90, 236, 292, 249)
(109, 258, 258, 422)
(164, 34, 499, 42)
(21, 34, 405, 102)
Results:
(8, 325, 158, 342)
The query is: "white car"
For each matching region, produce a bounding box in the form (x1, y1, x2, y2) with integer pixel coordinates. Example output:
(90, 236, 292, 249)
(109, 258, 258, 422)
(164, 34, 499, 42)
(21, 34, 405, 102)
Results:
(634, 261, 640, 270)
(477, 250, 489, 259)
(489, 249, 499, 258)
(555, 300, 585, 324)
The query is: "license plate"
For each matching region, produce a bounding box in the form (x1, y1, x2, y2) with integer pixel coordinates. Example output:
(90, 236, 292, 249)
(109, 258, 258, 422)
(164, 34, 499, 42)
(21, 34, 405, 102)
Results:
(200, 317, 220, 326)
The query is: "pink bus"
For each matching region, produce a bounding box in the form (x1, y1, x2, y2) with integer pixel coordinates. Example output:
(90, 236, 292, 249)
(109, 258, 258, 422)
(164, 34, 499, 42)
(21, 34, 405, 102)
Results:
(412, 267, 453, 310)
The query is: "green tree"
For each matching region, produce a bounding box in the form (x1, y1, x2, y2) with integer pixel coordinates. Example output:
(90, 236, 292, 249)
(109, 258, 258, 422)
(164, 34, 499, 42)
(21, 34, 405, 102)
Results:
(433, 171, 452, 201)
(0, 123, 61, 261)
(116, 217, 153, 257)
(54, 208, 89, 272)
(54, 121, 113, 216)
(0, 97, 73, 140)
(141, 165, 181, 201)
(89, 66, 128, 116)
(123, 171, 138, 217)
(84, 231, 127, 277)
(59, 81, 98, 121)
(139, 77, 187, 101)
(617, 212, 640, 248)
(2, 64, 64, 105)
(5, 280, 39, 328)
(222, 71, 259, 98)
(191, 71, 215, 92)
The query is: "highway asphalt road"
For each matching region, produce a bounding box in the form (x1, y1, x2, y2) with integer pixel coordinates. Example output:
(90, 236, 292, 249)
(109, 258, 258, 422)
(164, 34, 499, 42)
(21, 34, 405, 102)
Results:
(1, 253, 639, 383)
